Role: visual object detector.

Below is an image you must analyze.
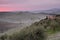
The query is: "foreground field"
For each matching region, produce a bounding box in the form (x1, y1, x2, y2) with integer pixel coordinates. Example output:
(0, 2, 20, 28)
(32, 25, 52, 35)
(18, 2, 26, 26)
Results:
(47, 32, 60, 40)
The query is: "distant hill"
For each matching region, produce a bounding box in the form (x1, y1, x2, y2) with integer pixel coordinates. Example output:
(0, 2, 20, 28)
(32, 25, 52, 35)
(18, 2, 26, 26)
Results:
(0, 8, 60, 15)
(32, 8, 60, 15)
(41, 8, 60, 15)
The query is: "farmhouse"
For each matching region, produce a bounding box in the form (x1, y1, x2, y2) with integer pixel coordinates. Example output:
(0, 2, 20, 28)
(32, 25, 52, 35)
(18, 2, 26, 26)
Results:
(46, 14, 60, 20)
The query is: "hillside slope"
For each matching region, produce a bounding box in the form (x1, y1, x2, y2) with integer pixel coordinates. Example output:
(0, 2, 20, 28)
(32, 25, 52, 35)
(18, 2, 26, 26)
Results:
(31, 17, 60, 33)
(0, 13, 46, 34)
(29, 16, 60, 40)
(0, 15, 60, 40)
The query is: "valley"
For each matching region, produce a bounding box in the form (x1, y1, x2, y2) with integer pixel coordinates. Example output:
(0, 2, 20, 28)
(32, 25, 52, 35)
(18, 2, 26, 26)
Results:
(0, 12, 47, 35)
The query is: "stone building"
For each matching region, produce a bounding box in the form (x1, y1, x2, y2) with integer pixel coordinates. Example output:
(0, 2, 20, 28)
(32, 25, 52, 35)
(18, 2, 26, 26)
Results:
(46, 14, 60, 20)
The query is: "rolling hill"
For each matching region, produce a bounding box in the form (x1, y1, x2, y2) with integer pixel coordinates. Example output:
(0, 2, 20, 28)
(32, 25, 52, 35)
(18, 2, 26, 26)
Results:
(0, 12, 46, 34)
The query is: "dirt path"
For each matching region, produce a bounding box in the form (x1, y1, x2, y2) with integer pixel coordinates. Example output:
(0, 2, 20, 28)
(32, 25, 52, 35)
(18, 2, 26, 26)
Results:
(47, 32, 60, 40)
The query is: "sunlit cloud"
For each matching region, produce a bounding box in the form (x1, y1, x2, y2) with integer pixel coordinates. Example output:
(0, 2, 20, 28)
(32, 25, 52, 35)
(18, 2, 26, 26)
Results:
(0, 0, 60, 11)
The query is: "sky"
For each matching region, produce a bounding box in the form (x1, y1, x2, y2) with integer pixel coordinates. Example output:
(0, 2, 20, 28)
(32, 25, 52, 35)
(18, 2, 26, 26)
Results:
(0, 0, 60, 11)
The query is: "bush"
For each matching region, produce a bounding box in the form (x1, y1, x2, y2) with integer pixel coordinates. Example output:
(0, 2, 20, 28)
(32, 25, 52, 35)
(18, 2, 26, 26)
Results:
(9, 25, 47, 40)
(0, 34, 7, 40)
(30, 18, 60, 34)
(0, 25, 47, 40)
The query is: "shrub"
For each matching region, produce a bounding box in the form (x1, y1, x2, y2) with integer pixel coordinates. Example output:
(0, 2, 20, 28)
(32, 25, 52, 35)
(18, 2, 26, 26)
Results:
(9, 26, 47, 40)
(0, 34, 7, 40)
(0, 25, 47, 40)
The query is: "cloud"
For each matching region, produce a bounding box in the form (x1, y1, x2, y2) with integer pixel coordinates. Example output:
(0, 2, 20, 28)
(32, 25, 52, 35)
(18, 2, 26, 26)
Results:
(0, 0, 8, 4)
(0, 0, 60, 11)
(0, 0, 27, 4)
(0, 0, 60, 5)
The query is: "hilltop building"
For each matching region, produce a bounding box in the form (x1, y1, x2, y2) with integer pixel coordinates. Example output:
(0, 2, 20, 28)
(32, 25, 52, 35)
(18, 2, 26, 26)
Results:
(46, 14, 60, 20)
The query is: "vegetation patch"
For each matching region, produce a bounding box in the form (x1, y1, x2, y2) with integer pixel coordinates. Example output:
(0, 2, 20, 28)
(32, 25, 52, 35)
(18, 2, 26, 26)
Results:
(0, 23, 47, 40)
(0, 16, 60, 40)
(31, 17, 60, 34)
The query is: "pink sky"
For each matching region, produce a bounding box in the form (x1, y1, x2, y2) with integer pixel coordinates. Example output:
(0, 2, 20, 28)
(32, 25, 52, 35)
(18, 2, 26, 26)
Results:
(0, 0, 60, 11)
